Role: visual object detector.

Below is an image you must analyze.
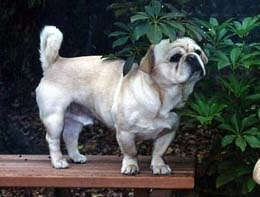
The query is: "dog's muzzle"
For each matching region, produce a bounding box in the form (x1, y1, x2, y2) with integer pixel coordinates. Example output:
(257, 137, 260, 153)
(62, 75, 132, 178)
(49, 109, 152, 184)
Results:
(186, 54, 205, 77)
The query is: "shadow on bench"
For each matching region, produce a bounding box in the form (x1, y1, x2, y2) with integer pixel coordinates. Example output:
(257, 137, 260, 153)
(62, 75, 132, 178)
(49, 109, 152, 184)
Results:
(0, 155, 194, 197)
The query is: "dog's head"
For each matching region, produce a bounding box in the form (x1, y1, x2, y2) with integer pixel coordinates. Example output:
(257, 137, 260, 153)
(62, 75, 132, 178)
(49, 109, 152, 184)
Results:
(140, 37, 207, 87)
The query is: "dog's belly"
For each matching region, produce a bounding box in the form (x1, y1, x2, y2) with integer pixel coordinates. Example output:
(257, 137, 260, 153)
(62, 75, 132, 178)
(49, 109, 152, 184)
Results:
(65, 103, 94, 125)
(133, 127, 166, 140)
(65, 102, 116, 128)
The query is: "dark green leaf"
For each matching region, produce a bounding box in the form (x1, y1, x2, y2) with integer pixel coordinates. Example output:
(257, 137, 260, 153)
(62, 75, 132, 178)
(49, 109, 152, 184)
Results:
(242, 59, 260, 68)
(130, 13, 149, 23)
(217, 28, 228, 41)
(216, 173, 236, 188)
(165, 21, 185, 33)
(235, 136, 247, 152)
(231, 114, 240, 133)
(216, 51, 230, 70)
(233, 21, 242, 31)
(243, 127, 259, 135)
(192, 18, 210, 29)
(163, 12, 185, 19)
(184, 23, 203, 41)
(217, 165, 251, 188)
(243, 177, 256, 194)
(230, 47, 242, 67)
(112, 37, 129, 48)
(114, 22, 131, 32)
(210, 17, 219, 26)
(109, 31, 129, 37)
(240, 51, 260, 62)
(151, 0, 161, 17)
(219, 123, 236, 134)
(133, 23, 149, 40)
(241, 114, 258, 131)
(123, 56, 135, 76)
(189, 115, 212, 125)
(159, 23, 176, 41)
(144, 5, 155, 17)
(221, 135, 236, 147)
(246, 93, 260, 100)
(244, 135, 260, 148)
(146, 24, 162, 44)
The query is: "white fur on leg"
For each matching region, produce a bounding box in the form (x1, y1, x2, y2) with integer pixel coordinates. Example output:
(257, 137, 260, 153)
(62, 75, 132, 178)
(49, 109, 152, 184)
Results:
(151, 156, 171, 175)
(43, 112, 69, 169)
(150, 113, 178, 175)
(121, 155, 139, 175)
(63, 118, 87, 164)
(116, 131, 139, 175)
(46, 135, 69, 168)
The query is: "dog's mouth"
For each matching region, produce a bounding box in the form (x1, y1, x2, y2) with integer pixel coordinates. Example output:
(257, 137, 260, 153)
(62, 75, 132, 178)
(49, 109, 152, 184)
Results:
(185, 54, 206, 77)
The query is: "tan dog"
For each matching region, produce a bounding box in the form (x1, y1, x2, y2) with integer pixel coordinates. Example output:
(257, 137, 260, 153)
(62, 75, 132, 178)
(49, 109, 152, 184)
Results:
(36, 26, 207, 175)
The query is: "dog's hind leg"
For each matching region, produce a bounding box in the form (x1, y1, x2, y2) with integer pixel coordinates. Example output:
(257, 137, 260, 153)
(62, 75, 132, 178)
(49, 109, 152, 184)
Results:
(43, 112, 69, 168)
(36, 83, 70, 169)
(63, 118, 87, 164)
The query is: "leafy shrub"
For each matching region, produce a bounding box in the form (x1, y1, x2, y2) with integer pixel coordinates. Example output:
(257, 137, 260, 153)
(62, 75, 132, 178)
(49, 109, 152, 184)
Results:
(183, 16, 260, 194)
(108, 0, 204, 75)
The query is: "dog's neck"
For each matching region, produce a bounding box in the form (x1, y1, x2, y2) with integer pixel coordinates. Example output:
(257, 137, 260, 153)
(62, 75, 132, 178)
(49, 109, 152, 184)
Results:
(153, 75, 200, 117)
(142, 72, 185, 117)
(157, 85, 184, 117)
(135, 69, 192, 118)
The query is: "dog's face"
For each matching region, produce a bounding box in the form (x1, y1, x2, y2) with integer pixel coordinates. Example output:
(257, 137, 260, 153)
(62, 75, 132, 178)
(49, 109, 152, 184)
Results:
(140, 37, 207, 87)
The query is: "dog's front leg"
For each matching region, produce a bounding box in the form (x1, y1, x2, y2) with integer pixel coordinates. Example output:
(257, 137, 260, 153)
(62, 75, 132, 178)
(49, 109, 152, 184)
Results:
(151, 112, 179, 174)
(151, 131, 175, 174)
(116, 131, 139, 175)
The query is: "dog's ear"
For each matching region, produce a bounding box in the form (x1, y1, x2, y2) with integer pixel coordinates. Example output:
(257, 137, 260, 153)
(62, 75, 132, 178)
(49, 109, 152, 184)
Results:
(139, 45, 155, 74)
(201, 50, 208, 64)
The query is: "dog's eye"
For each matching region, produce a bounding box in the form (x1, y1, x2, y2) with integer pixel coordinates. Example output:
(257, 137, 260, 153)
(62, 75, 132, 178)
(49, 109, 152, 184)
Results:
(170, 54, 182, 62)
(195, 50, 201, 55)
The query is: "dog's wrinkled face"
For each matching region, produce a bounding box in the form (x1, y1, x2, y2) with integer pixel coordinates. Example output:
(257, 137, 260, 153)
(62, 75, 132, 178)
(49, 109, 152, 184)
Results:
(146, 37, 207, 86)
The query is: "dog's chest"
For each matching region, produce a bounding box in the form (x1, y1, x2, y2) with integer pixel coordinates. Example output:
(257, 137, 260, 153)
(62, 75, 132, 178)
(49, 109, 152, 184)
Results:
(130, 112, 179, 140)
(158, 87, 184, 116)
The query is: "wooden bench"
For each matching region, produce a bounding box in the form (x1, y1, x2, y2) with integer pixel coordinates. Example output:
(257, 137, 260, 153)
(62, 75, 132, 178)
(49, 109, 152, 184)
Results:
(0, 155, 194, 197)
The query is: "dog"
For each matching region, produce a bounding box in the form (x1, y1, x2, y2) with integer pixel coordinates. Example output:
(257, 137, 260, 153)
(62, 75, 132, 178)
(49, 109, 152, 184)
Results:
(36, 26, 207, 175)
(253, 159, 260, 184)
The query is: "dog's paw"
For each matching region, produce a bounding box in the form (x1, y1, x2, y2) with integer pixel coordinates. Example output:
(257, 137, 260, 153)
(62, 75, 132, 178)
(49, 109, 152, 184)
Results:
(71, 154, 87, 164)
(52, 158, 69, 169)
(121, 164, 139, 175)
(151, 164, 172, 175)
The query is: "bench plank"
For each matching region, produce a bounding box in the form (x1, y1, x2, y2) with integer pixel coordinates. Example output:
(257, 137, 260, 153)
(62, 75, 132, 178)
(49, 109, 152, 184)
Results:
(0, 155, 194, 189)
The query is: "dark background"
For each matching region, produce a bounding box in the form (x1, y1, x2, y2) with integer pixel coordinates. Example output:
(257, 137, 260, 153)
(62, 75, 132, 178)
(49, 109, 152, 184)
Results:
(0, 0, 259, 154)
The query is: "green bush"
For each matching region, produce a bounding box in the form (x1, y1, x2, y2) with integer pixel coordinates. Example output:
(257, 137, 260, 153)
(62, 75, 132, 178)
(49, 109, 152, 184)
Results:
(183, 16, 260, 194)
(108, 0, 204, 75)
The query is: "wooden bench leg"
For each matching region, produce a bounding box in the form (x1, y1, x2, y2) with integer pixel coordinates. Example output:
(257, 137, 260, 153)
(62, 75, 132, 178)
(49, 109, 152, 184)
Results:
(134, 189, 172, 197)
(134, 188, 150, 197)
(150, 189, 172, 197)
(54, 188, 70, 197)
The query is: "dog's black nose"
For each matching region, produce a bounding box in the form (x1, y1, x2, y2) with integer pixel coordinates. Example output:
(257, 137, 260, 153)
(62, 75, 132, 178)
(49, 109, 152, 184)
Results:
(186, 54, 203, 75)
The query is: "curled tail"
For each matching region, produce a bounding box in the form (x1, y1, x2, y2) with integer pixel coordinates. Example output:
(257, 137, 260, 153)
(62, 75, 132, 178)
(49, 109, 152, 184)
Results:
(39, 26, 63, 72)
